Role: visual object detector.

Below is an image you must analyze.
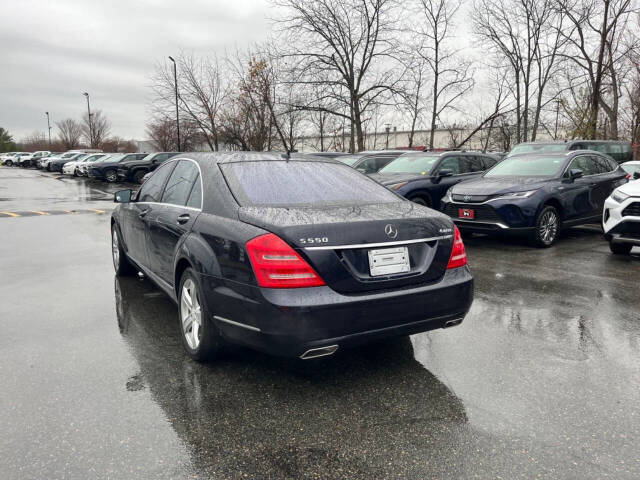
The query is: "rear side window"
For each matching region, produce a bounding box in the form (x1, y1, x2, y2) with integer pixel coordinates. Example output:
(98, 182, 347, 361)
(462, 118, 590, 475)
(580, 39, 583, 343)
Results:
(221, 161, 401, 207)
(461, 155, 485, 173)
(138, 162, 175, 202)
(162, 161, 200, 206)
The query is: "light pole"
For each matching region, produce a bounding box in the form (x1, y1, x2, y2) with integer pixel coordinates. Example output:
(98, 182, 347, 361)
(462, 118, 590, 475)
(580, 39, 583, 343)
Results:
(45, 112, 52, 148)
(83, 92, 92, 147)
(385, 123, 391, 149)
(168, 56, 181, 152)
(554, 99, 561, 140)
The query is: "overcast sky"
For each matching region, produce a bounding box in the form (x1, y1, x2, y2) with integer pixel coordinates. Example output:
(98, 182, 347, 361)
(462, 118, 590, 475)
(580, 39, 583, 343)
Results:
(0, 0, 271, 142)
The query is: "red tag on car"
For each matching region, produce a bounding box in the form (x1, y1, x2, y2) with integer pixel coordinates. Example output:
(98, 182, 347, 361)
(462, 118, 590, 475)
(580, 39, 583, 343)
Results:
(459, 208, 475, 219)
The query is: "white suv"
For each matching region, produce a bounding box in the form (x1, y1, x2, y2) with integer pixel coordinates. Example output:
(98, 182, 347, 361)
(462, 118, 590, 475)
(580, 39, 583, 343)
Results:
(603, 177, 640, 255)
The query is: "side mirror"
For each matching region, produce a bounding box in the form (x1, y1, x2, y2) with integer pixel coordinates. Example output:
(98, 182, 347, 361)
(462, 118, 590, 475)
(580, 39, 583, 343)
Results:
(434, 169, 453, 182)
(569, 168, 583, 181)
(114, 189, 133, 203)
(633, 171, 640, 180)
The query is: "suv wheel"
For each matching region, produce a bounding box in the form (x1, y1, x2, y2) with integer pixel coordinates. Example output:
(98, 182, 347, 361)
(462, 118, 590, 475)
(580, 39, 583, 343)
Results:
(105, 169, 117, 182)
(5, 160, 12, 166)
(133, 170, 146, 184)
(609, 241, 632, 255)
(408, 194, 432, 207)
(532, 206, 560, 248)
(178, 268, 224, 362)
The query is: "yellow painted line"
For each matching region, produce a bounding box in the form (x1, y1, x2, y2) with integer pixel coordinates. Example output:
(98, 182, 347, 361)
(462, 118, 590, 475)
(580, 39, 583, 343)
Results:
(89, 209, 105, 214)
(30, 210, 49, 216)
(0, 211, 20, 217)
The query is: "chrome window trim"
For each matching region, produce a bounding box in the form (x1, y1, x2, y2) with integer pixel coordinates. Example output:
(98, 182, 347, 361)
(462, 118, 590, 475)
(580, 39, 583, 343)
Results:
(303, 235, 451, 251)
(138, 157, 204, 210)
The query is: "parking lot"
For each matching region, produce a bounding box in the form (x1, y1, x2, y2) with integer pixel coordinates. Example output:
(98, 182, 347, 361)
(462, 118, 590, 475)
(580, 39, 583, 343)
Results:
(1, 167, 639, 479)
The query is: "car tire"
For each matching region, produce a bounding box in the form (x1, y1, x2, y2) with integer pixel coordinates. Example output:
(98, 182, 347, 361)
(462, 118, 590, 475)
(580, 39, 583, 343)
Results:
(5, 160, 12, 167)
(178, 268, 224, 362)
(133, 170, 146, 184)
(609, 241, 632, 255)
(532, 205, 560, 248)
(105, 169, 117, 182)
(408, 194, 432, 208)
(111, 224, 135, 276)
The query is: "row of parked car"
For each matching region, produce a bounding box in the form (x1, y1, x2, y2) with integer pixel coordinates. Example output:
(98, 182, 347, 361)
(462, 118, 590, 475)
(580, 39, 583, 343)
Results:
(321, 140, 638, 252)
(0, 150, 180, 184)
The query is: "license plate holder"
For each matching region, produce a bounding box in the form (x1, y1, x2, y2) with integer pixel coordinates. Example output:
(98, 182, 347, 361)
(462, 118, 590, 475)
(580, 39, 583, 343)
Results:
(458, 208, 475, 219)
(368, 246, 410, 277)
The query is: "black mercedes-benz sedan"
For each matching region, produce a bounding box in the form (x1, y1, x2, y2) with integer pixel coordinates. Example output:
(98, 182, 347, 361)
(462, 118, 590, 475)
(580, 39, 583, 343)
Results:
(441, 151, 629, 247)
(110, 152, 473, 362)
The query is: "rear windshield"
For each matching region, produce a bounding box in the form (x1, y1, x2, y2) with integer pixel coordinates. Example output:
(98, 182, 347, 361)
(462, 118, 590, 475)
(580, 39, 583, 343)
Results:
(379, 154, 439, 174)
(485, 156, 567, 177)
(508, 144, 568, 156)
(221, 161, 401, 207)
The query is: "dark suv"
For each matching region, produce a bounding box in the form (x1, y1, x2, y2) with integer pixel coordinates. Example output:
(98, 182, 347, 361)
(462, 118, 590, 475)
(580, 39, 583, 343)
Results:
(337, 150, 407, 174)
(508, 140, 633, 164)
(88, 153, 148, 182)
(369, 151, 500, 209)
(116, 152, 179, 184)
(441, 151, 628, 247)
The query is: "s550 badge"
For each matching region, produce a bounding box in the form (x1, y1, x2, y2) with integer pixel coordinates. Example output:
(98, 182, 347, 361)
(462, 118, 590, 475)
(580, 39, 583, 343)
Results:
(299, 237, 329, 244)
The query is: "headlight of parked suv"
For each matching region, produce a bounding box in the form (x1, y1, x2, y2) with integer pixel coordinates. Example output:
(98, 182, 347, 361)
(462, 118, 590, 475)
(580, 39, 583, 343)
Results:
(611, 190, 629, 203)
(496, 190, 538, 200)
(388, 182, 408, 191)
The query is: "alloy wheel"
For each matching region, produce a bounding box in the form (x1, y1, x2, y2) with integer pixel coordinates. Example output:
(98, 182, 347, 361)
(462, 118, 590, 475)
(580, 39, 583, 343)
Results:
(106, 170, 117, 182)
(539, 210, 558, 244)
(111, 227, 120, 269)
(181, 279, 203, 350)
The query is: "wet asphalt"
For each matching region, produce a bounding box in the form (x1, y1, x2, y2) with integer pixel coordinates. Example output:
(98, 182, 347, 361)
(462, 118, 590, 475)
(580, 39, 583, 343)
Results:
(0, 167, 639, 479)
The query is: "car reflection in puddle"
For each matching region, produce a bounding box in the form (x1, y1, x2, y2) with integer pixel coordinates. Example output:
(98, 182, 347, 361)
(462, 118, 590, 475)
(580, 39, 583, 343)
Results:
(114, 276, 468, 478)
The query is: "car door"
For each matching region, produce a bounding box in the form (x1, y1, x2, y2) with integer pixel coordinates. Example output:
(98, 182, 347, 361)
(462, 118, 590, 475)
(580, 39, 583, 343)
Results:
(146, 160, 201, 284)
(122, 161, 176, 268)
(560, 155, 599, 220)
(589, 154, 622, 214)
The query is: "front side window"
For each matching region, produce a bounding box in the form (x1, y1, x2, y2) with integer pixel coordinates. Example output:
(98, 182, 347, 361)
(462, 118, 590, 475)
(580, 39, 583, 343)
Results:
(138, 162, 175, 202)
(221, 161, 401, 207)
(436, 156, 461, 175)
(564, 155, 598, 176)
(162, 161, 200, 206)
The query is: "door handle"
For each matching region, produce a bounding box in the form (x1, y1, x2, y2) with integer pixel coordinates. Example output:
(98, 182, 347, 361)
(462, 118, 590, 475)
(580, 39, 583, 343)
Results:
(138, 209, 149, 218)
(177, 213, 190, 225)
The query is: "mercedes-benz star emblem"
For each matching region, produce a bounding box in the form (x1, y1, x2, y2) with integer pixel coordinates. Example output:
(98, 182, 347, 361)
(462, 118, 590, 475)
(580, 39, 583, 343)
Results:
(384, 224, 398, 239)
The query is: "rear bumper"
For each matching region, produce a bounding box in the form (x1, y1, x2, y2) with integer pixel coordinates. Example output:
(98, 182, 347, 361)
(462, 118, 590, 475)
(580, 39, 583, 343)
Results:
(201, 266, 474, 358)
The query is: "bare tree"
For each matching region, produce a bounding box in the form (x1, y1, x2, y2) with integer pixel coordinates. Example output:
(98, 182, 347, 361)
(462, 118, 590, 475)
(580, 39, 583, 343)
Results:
(558, 0, 636, 139)
(415, 0, 474, 149)
(56, 119, 83, 150)
(81, 110, 110, 148)
(274, 0, 401, 152)
(396, 51, 429, 148)
(474, 0, 565, 143)
(152, 53, 229, 151)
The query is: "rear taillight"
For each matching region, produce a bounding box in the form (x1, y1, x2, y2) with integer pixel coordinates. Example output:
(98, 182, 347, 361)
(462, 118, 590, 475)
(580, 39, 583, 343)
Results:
(446, 226, 467, 269)
(246, 233, 326, 288)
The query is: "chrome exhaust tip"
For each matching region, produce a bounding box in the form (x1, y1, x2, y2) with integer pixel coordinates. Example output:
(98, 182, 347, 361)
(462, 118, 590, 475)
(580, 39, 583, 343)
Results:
(443, 318, 463, 328)
(300, 345, 339, 360)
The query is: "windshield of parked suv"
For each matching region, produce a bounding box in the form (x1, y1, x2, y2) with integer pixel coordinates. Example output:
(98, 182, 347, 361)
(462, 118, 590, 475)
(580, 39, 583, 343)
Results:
(100, 154, 124, 163)
(336, 154, 363, 166)
(508, 144, 568, 156)
(222, 161, 402, 207)
(485, 155, 566, 177)
(83, 154, 104, 162)
(379, 154, 440, 174)
(61, 152, 77, 158)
